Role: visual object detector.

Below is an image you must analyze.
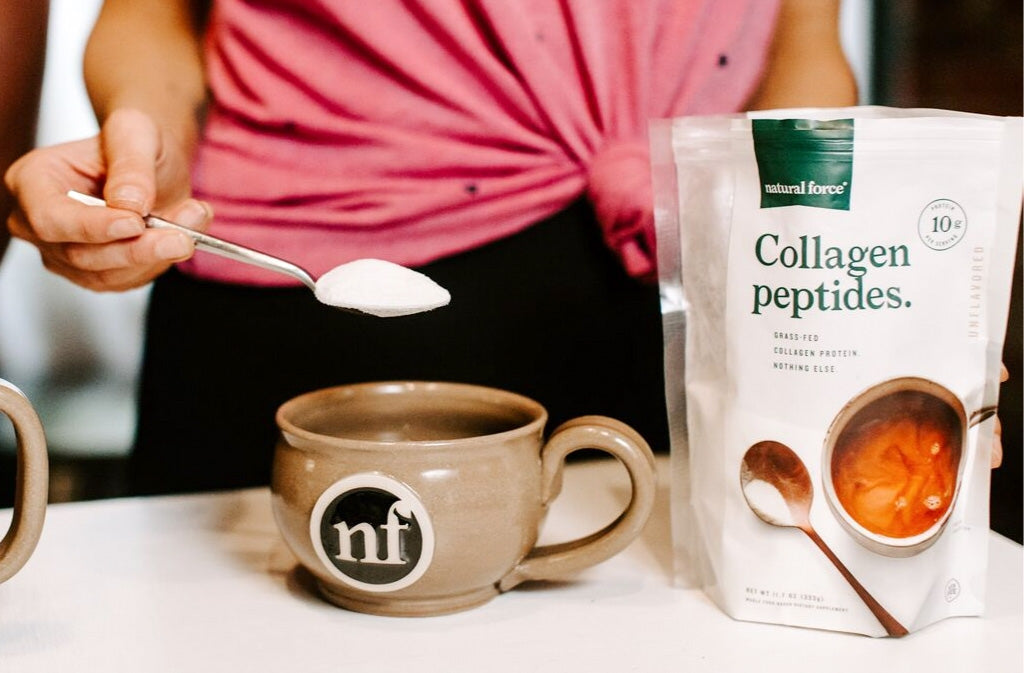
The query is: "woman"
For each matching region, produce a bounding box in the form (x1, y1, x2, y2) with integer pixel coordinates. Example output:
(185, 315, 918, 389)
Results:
(5, 0, 857, 494)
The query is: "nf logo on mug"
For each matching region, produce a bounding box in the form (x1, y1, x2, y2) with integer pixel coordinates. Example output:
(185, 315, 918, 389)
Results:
(310, 474, 434, 592)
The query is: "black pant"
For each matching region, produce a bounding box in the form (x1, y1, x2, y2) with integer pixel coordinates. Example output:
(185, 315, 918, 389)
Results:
(130, 200, 669, 495)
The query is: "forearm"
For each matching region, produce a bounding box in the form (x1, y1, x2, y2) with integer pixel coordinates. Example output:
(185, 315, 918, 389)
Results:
(0, 0, 50, 259)
(747, 0, 858, 110)
(84, 0, 209, 157)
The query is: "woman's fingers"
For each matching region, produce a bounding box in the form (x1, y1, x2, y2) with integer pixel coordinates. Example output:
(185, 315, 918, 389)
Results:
(27, 228, 192, 291)
(8, 193, 145, 244)
(991, 363, 1010, 468)
(100, 108, 163, 213)
(991, 416, 1003, 469)
(61, 229, 194, 271)
(157, 197, 214, 233)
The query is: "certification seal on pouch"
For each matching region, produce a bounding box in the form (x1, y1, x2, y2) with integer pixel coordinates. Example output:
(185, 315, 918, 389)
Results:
(918, 199, 968, 251)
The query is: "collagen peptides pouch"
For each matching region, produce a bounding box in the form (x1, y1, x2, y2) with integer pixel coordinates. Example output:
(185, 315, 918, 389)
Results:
(651, 107, 1022, 637)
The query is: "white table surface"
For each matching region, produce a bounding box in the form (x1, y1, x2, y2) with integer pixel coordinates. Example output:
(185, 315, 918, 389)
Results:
(1, 457, 1021, 673)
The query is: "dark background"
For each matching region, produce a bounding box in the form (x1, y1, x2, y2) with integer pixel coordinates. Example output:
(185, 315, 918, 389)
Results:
(873, 0, 1022, 543)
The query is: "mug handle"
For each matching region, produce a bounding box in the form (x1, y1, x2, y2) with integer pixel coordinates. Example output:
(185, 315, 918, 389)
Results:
(497, 415, 656, 591)
(0, 381, 48, 584)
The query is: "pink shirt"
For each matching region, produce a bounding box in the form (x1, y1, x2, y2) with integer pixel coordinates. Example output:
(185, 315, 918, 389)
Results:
(183, 0, 780, 284)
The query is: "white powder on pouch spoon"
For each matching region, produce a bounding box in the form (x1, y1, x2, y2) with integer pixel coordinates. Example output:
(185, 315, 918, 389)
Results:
(314, 258, 451, 317)
(742, 479, 796, 527)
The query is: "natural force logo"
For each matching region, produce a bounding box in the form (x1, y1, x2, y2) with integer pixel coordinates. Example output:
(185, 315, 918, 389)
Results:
(310, 474, 434, 592)
(752, 118, 854, 210)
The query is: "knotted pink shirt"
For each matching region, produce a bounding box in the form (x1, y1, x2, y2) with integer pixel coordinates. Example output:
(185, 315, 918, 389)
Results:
(183, 0, 780, 284)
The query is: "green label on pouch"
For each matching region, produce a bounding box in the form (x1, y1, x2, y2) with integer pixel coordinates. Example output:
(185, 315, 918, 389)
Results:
(752, 118, 854, 210)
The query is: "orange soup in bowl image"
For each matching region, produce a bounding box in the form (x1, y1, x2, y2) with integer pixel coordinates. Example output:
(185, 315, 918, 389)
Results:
(822, 377, 976, 557)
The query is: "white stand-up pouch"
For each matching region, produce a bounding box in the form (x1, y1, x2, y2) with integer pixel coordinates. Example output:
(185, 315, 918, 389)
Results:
(652, 107, 1022, 636)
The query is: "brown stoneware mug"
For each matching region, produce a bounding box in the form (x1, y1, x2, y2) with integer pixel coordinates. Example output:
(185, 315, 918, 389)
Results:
(271, 381, 657, 617)
(0, 379, 48, 584)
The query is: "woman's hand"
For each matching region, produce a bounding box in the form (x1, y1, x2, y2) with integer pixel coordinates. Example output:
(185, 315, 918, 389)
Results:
(4, 108, 211, 291)
(5, 0, 211, 291)
(992, 364, 1010, 468)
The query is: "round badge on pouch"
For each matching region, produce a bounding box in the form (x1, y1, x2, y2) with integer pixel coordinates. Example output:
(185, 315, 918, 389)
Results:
(309, 474, 435, 593)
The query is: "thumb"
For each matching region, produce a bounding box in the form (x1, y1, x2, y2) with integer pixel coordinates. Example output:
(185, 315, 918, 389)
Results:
(100, 108, 160, 215)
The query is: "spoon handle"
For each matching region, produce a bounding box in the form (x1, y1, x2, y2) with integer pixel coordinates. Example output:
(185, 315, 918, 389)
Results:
(801, 527, 909, 637)
(66, 191, 317, 291)
(969, 405, 998, 427)
(145, 214, 317, 291)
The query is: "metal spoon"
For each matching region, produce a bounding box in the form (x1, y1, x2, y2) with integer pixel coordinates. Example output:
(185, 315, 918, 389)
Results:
(68, 190, 317, 290)
(740, 440, 909, 637)
(66, 191, 450, 316)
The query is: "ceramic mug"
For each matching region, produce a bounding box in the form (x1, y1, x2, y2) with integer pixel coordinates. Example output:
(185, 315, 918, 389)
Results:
(271, 381, 657, 617)
(0, 379, 48, 584)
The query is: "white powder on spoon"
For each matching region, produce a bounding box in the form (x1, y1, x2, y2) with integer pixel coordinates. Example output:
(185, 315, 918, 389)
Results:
(314, 258, 451, 317)
(742, 479, 795, 527)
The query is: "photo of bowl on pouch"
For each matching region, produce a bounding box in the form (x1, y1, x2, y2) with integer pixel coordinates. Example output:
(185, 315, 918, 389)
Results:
(822, 377, 983, 558)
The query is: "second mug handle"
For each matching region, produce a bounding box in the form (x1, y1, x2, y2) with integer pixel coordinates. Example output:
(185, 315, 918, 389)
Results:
(497, 415, 656, 591)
